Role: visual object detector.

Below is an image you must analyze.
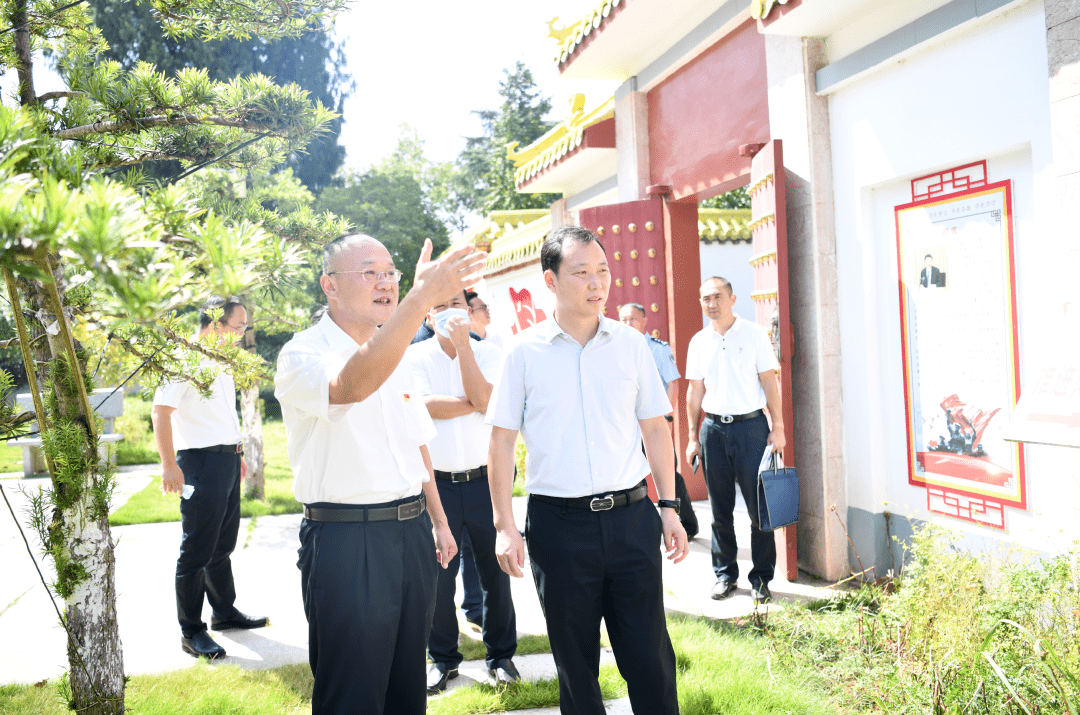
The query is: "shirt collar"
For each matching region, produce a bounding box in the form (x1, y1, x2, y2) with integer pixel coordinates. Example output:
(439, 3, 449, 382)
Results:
(318, 313, 366, 354)
(541, 315, 614, 344)
(707, 314, 744, 337)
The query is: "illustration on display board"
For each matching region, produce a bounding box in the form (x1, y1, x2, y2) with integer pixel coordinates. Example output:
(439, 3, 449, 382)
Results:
(895, 162, 1025, 530)
(508, 286, 547, 335)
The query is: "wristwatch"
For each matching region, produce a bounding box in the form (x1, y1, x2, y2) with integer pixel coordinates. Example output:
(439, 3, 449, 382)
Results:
(658, 499, 680, 515)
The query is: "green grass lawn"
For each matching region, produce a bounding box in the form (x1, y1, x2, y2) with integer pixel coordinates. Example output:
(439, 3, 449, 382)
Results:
(0, 439, 22, 473)
(0, 614, 836, 715)
(109, 420, 301, 526)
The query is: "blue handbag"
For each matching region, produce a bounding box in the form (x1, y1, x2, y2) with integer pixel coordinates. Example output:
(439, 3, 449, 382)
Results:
(757, 452, 799, 531)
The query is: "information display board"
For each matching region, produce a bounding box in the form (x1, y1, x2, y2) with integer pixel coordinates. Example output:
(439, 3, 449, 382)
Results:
(895, 180, 1025, 527)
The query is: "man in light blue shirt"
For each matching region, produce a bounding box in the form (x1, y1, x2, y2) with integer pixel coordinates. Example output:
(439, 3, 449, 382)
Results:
(487, 226, 689, 715)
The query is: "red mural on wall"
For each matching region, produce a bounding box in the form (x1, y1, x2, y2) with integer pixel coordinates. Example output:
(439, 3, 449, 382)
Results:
(508, 287, 547, 335)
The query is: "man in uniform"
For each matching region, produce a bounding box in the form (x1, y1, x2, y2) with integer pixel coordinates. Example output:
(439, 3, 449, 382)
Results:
(408, 291, 519, 694)
(488, 225, 689, 715)
(153, 296, 267, 660)
(618, 302, 700, 538)
(274, 234, 485, 714)
(684, 277, 786, 604)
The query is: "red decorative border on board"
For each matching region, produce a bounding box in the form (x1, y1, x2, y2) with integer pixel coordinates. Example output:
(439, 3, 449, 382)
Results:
(926, 487, 1006, 529)
(910, 161, 987, 202)
(894, 179, 1027, 511)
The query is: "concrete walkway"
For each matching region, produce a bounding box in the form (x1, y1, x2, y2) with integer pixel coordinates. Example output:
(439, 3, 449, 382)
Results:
(0, 467, 836, 711)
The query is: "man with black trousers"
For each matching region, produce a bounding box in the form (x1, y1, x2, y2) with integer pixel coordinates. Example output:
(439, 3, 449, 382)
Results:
(618, 302, 700, 539)
(408, 290, 519, 694)
(684, 277, 786, 604)
(274, 234, 485, 715)
(153, 296, 267, 660)
(488, 225, 689, 715)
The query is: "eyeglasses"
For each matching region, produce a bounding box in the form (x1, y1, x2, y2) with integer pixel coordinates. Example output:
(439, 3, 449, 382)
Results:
(470, 303, 489, 312)
(328, 269, 404, 283)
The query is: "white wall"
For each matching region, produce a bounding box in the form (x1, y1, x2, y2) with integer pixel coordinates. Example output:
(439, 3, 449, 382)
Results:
(828, 0, 1073, 550)
(699, 240, 756, 323)
(479, 264, 556, 344)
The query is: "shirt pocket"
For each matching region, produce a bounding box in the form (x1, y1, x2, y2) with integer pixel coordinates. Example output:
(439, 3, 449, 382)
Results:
(602, 378, 638, 420)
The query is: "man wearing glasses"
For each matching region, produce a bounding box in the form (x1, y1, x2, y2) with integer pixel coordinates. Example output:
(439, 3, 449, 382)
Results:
(275, 234, 485, 714)
(466, 291, 503, 348)
(153, 296, 266, 660)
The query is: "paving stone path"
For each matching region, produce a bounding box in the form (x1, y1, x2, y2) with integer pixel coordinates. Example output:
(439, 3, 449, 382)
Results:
(0, 467, 833, 713)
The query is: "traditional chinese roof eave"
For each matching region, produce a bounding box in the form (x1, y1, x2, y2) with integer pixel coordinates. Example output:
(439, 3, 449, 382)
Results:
(481, 214, 553, 275)
(509, 95, 616, 191)
(697, 208, 753, 242)
(443, 209, 550, 259)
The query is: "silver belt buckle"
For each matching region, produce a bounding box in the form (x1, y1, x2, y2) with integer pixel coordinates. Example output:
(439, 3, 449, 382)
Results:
(397, 499, 423, 521)
(589, 495, 615, 511)
(450, 471, 469, 482)
(720, 414, 734, 424)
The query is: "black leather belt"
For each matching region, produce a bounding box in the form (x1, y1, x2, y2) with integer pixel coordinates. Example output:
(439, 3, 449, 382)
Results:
(530, 480, 649, 512)
(705, 409, 765, 424)
(303, 494, 426, 523)
(190, 443, 244, 455)
(434, 466, 487, 483)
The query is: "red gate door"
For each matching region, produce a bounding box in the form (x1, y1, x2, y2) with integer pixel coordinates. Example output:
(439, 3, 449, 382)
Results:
(749, 140, 798, 581)
(579, 198, 704, 500)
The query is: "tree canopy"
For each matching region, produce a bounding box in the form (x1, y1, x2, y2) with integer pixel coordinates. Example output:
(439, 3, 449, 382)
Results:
(87, 0, 352, 191)
(456, 61, 558, 215)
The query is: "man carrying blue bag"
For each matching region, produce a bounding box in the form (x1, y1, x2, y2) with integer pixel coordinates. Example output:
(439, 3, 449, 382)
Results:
(684, 277, 786, 605)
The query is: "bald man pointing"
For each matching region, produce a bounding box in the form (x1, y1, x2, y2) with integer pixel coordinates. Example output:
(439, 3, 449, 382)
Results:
(275, 234, 486, 715)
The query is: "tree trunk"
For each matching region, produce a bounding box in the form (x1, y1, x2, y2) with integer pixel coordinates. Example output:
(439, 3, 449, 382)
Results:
(239, 295, 264, 499)
(241, 385, 265, 499)
(61, 494, 125, 715)
(19, 262, 126, 714)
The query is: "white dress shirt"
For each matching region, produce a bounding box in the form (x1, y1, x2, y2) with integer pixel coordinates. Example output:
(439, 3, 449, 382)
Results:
(486, 316, 671, 498)
(153, 368, 242, 450)
(407, 337, 503, 472)
(274, 314, 437, 505)
(684, 316, 779, 416)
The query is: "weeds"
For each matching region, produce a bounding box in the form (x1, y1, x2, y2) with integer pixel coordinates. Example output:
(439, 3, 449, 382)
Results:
(764, 525, 1080, 714)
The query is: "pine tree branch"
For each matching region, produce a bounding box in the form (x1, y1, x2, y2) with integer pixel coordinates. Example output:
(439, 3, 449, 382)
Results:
(92, 152, 203, 169)
(38, 91, 86, 102)
(52, 113, 280, 140)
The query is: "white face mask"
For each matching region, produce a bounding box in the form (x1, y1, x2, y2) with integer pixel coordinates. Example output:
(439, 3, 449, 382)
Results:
(432, 308, 469, 338)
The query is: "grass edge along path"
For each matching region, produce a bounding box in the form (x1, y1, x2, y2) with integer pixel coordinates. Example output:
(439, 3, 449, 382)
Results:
(1, 614, 836, 715)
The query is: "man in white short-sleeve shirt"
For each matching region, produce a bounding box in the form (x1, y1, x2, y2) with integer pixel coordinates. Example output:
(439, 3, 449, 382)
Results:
(274, 233, 485, 715)
(407, 291, 518, 693)
(684, 276, 786, 604)
(152, 296, 266, 660)
(487, 226, 689, 715)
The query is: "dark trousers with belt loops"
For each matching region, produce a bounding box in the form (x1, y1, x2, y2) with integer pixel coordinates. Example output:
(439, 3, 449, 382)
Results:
(429, 475, 516, 669)
(176, 449, 241, 637)
(700, 413, 776, 588)
(297, 499, 438, 715)
(526, 494, 679, 715)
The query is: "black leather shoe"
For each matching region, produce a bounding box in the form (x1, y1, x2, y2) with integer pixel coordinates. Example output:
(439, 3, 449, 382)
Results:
(710, 578, 737, 600)
(751, 583, 772, 604)
(181, 631, 226, 660)
(488, 658, 521, 685)
(427, 663, 458, 694)
(211, 609, 268, 631)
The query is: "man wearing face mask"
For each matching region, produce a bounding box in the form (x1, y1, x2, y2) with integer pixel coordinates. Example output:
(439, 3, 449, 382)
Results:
(407, 291, 519, 693)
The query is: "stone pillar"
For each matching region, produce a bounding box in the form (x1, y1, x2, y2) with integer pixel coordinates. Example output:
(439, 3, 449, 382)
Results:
(615, 83, 651, 201)
(550, 197, 574, 228)
(763, 34, 847, 581)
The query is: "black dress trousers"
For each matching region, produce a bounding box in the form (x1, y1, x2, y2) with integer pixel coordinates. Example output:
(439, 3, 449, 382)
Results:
(700, 413, 776, 587)
(428, 476, 516, 669)
(297, 498, 439, 715)
(175, 449, 242, 637)
(526, 495, 679, 715)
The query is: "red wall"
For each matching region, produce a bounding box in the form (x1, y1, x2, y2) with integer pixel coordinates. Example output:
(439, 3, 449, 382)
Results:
(648, 19, 770, 202)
